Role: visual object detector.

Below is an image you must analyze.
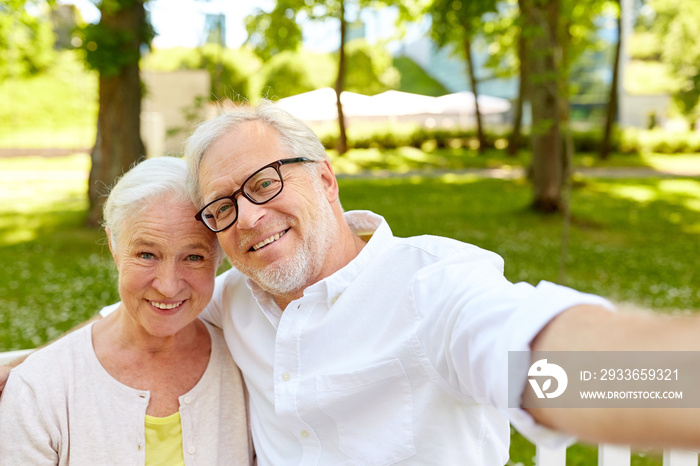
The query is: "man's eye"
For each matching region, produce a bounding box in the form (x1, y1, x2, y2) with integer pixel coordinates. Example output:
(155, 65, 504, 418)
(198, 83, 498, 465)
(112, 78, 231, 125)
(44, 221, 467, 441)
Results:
(187, 255, 204, 262)
(139, 252, 154, 259)
(216, 203, 233, 218)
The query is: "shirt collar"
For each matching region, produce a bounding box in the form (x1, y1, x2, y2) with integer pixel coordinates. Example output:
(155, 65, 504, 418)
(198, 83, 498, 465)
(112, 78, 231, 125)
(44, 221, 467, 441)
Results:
(246, 210, 393, 326)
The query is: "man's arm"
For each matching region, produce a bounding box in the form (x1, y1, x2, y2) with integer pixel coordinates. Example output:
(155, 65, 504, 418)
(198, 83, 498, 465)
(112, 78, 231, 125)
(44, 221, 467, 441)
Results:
(0, 314, 102, 394)
(527, 305, 700, 448)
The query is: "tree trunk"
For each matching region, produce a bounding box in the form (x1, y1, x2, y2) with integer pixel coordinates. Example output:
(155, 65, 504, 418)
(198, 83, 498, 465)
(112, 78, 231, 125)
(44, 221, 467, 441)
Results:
(559, 20, 574, 185)
(508, 29, 527, 156)
(86, 1, 146, 226)
(522, 0, 563, 213)
(334, 0, 348, 155)
(463, 34, 485, 153)
(600, 0, 622, 160)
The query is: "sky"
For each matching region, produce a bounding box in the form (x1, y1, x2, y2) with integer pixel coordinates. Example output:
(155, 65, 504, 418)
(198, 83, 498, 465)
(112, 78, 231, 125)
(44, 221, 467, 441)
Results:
(61, 0, 417, 52)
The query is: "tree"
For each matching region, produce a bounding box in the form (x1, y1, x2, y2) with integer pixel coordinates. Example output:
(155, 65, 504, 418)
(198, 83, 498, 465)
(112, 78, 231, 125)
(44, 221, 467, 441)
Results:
(80, 0, 152, 225)
(508, 24, 528, 156)
(428, 0, 498, 154)
(0, 0, 56, 80)
(517, 0, 608, 212)
(246, 0, 396, 155)
(599, 0, 621, 160)
(521, 0, 563, 212)
(649, 0, 700, 128)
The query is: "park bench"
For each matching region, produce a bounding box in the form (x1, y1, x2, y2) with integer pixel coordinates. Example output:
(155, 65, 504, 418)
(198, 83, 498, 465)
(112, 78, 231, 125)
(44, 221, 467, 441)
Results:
(0, 349, 697, 465)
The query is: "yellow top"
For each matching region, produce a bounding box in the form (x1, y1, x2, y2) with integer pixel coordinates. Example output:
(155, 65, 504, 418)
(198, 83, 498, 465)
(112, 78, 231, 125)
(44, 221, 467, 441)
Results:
(145, 412, 185, 466)
(356, 231, 374, 243)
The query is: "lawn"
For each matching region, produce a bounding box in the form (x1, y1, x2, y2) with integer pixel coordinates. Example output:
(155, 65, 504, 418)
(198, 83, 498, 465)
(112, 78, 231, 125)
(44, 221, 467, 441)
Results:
(0, 154, 698, 465)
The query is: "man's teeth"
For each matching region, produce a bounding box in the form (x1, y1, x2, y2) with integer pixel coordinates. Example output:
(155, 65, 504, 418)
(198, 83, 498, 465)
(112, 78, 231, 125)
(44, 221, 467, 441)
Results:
(150, 301, 183, 310)
(253, 230, 286, 251)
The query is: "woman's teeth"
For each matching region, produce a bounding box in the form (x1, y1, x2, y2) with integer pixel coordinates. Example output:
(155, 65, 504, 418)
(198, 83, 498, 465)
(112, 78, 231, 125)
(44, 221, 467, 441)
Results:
(150, 301, 183, 310)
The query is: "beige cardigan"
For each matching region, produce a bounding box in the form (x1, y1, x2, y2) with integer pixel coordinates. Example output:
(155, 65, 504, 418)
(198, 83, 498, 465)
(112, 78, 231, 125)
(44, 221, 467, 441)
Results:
(0, 321, 253, 465)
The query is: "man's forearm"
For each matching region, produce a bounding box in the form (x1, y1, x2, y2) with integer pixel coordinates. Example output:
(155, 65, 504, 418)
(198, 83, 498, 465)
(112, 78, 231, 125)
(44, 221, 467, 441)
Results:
(527, 305, 700, 448)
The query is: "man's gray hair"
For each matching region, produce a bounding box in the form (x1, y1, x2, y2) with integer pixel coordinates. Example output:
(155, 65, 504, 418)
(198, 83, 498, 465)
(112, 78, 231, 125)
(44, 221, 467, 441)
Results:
(102, 156, 193, 248)
(184, 99, 329, 207)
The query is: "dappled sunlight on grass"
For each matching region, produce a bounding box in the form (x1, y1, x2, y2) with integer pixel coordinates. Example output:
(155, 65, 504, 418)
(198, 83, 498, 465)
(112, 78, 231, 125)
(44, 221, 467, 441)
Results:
(658, 179, 700, 199)
(0, 155, 118, 351)
(0, 154, 89, 246)
(438, 172, 481, 184)
(339, 175, 699, 313)
(642, 153, 700, 174)
(598, 184, 658, 203)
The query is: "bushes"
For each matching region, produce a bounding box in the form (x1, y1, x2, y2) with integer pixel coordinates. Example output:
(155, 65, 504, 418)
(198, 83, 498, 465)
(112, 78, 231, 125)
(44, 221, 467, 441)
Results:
(254, 50, 334, 100)
(316, 121, 700, 155)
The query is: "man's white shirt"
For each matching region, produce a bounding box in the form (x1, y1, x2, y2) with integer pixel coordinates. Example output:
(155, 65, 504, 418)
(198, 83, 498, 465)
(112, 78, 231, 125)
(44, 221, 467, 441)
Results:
(103, 210, 613, 465)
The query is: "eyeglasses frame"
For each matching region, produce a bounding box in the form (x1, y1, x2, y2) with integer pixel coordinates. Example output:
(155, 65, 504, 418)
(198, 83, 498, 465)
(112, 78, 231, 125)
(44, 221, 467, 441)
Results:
(194, 157, 312, 233)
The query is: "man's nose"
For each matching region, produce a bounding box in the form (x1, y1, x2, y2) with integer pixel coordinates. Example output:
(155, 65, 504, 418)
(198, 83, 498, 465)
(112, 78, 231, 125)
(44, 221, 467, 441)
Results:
(235, 196, 266, 230)
(153, 262, 183, 297)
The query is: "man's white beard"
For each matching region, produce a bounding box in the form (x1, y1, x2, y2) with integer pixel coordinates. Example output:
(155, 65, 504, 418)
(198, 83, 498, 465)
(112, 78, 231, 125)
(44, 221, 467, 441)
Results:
(230, 187, 338, 297)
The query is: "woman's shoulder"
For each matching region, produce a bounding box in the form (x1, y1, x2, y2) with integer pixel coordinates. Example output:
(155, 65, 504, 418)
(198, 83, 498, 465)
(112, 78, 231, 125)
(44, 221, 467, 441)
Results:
(11, 324, 94, 383)
(200, 318, 227, 349)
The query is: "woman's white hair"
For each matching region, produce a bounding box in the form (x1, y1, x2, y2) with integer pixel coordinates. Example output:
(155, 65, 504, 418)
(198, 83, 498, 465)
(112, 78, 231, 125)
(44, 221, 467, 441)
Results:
(184, 99, 329, 207)
(102, 156, 193, 248)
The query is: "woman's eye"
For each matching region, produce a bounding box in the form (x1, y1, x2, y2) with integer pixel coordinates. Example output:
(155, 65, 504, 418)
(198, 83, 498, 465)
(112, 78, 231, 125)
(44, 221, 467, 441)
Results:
(187, 255, 204, 262)
(139, 252, 154, 259)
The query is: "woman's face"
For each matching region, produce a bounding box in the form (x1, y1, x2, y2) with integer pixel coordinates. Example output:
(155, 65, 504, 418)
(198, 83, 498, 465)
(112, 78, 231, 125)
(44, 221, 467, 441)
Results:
(110, 197, 220, 339)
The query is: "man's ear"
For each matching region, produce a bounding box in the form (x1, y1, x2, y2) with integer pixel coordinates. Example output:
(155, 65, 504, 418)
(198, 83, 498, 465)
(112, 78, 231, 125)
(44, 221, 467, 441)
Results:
(318, 159, 339, 203)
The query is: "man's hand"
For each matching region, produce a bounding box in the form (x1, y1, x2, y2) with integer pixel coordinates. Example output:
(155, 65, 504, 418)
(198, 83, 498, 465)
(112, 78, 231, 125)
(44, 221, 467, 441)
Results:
(0, 365, 11, 394)
(527, 305, 700, 449)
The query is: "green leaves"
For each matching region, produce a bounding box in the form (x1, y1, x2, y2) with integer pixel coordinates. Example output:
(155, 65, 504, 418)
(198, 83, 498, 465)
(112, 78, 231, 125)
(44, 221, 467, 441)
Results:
(76, 0, 153, 77)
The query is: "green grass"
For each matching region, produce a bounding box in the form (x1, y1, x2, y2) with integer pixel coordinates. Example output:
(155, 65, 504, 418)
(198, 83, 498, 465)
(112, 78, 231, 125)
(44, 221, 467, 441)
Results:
(1, 154, 698, 465)
(0, 51, 98, 148)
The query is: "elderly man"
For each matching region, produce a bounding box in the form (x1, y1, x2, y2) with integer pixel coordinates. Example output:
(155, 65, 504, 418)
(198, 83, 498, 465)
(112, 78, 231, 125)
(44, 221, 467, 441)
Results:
(3, 100, 700, 464)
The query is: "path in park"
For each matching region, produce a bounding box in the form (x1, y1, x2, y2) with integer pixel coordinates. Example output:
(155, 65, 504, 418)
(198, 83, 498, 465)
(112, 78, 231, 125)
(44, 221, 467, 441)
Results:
(337, 166, 700, 180)
(1, 147, 698, 178)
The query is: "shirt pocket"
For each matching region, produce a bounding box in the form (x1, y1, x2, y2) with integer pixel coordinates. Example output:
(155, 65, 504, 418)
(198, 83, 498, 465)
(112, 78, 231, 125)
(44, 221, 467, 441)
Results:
(316, 359, 416, 465)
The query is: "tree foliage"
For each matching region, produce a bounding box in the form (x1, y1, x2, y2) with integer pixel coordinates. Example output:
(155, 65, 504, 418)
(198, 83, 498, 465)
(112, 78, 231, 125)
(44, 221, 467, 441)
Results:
(245, 0, 398, 154)
(428, 0, 499, 153)
(258, 50, 323, 99)
(649, 0, 700, 126)
(244, 1, 303, 61)
(344, 39, 400, 95)
(142, 45, 263, 101)
(79, 0, 151, 225)
(0, 0, 56, 80)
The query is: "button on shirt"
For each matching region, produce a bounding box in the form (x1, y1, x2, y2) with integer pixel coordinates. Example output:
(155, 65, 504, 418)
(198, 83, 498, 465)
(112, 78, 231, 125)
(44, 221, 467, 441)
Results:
(201, 210, 613, 465)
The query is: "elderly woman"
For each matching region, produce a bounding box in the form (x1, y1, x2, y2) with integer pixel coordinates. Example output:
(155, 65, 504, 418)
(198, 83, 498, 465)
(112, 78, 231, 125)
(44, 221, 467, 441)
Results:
(0, 157, 252, 465)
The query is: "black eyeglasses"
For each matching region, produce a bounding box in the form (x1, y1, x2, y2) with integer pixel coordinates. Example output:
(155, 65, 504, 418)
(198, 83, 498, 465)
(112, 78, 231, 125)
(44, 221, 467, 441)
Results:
(195, 157, 312, 232)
